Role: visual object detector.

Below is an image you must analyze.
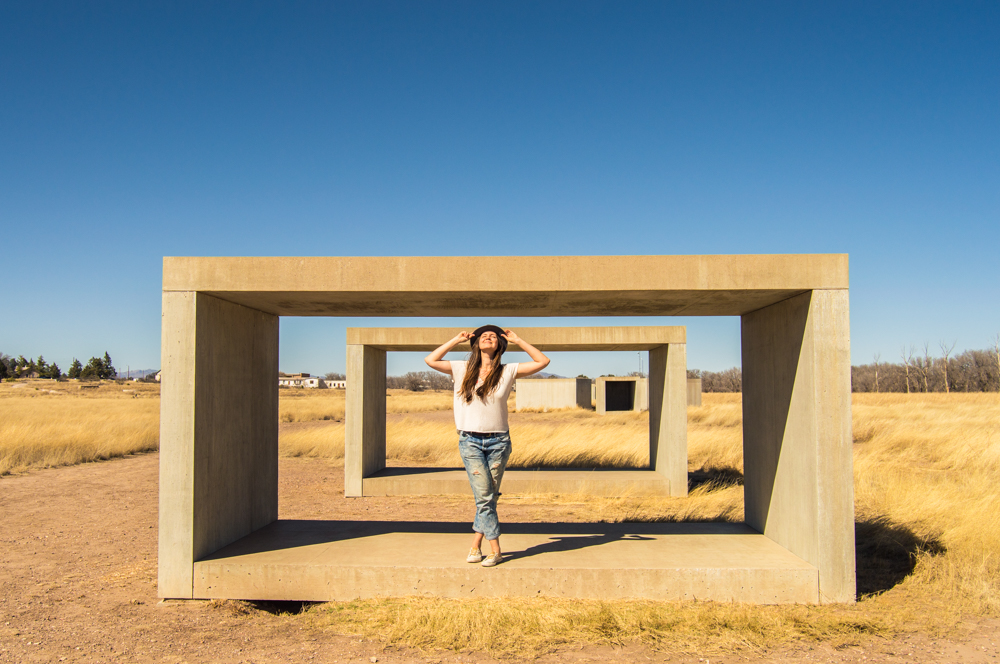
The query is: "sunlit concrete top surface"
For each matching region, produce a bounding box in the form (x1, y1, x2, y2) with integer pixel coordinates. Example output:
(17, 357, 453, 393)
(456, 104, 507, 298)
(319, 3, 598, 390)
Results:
(347, 326, 685, 352)
(163, 254, 848, 317)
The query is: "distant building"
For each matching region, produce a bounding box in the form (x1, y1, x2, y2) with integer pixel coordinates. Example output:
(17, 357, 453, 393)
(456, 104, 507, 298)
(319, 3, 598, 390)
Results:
(278, 373, 323, 388)
(325, 379, 346, 389)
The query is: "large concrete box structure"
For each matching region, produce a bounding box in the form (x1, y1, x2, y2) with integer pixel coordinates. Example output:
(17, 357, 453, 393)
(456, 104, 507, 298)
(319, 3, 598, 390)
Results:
(345, 326, 688, 499)
(515, 377, 590, 410)
(159, 254, 854, 605)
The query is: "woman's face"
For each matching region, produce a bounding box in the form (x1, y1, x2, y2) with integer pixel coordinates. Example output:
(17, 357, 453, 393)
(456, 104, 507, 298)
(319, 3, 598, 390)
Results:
(477, 331, 499, 354)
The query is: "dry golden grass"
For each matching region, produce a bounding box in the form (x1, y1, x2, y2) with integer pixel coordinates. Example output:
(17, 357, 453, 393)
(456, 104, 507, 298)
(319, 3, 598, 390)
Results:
(0, 381, 160, 475)
(278, 388, 453, 423)
(4, 379, 999, 657)
(301, 392, 1000, 657)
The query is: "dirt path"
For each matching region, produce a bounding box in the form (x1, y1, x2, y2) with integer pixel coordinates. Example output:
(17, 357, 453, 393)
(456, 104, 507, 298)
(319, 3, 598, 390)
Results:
(1, 454, 998, 663)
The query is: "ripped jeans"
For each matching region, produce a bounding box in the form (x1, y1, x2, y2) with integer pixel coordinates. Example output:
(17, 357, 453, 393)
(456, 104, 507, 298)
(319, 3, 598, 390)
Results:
(458, 430, 512, 542)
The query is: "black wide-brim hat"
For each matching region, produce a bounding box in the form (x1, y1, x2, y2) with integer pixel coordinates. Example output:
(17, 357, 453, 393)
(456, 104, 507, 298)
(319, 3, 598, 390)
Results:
(471, 324, 508, 355)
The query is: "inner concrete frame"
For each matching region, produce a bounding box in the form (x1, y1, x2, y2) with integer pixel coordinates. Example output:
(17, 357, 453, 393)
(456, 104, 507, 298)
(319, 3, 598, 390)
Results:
(345, 326, 688, 499)
(159, 254, 854, 604)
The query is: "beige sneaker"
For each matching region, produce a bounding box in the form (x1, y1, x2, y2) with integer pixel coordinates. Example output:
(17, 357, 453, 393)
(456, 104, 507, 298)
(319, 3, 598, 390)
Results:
(481, 552, 504, 567)
(466, 548, 483, 563)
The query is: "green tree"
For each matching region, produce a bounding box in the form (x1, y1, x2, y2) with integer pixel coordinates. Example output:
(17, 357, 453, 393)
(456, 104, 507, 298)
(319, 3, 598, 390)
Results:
(0, 354, 10, 382)
(102, 352, 116, 379)
(81, 356, 102, 380)
(47, 362, 61, 379)
(68, 358, 82, 379)
(35, 356, 48, 377)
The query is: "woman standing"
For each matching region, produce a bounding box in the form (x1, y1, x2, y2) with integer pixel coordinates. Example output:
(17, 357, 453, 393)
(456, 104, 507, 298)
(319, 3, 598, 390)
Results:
(425, 325, 550, 567)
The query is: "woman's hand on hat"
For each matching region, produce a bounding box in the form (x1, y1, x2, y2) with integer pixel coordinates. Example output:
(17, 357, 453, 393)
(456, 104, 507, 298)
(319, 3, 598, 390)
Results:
(501, 329, 520, 344)
(455, 331, 473, 342)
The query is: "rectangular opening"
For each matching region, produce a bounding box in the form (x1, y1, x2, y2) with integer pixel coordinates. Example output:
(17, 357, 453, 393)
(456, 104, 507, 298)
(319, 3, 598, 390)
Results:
(605, 380, 636, 411)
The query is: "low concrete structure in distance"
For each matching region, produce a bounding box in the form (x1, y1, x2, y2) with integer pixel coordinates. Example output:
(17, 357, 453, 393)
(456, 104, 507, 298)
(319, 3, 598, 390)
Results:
(687, 377, 702, 406)
(596, 376, 649, 413)
(345, 326, 688, 499)
(515, 377, 590, 410)
(159, 254, 854, 604)
(590, 376, 703, 408)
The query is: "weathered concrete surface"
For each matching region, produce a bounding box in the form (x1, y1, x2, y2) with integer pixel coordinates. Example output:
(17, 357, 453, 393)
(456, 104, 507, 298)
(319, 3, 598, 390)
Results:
(515, 378, 591, 411)
(742, 289, 854, 604)
(164, 255, 848, 317)
(193, 520, 820, 603)
(362, 468, 672, 497)
(158, 292, 278, 599)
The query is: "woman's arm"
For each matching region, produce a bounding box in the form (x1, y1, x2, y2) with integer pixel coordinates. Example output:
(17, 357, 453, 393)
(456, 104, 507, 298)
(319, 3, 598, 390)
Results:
(424, 331, 472, 374)
(503, 330, 550, 377)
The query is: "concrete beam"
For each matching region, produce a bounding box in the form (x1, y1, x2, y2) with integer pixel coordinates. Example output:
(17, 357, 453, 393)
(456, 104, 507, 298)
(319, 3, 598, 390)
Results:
(163, 255, 848, 317)
(348, 326, 685, 351)
(158, 292, 278, 599)
(742, 290, 855, 603)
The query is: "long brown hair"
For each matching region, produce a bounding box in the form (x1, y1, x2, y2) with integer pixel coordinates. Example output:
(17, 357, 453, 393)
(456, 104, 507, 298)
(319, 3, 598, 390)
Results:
(459, 337, 505, 404)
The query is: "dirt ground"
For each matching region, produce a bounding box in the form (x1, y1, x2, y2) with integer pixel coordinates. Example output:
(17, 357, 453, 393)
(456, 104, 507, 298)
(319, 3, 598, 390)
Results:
(1, 453, 998, 664)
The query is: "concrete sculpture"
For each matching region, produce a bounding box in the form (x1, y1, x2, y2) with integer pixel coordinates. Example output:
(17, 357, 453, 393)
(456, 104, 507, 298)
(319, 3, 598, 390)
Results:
(344, 326, 687, 498)
(159, 254, 854, 604)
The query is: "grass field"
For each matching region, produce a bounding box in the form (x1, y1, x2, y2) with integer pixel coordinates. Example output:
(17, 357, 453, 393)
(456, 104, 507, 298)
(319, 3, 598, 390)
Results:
(2, 379, 998, 656)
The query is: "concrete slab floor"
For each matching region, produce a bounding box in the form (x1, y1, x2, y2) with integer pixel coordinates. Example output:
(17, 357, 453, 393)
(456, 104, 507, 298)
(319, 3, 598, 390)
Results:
(192, 520, 820, 604)
(361, 467, 673, 497)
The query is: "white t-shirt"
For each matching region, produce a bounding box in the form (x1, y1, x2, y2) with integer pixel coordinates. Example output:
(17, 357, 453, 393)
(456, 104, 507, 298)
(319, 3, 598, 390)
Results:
(450, 361, 519, 433)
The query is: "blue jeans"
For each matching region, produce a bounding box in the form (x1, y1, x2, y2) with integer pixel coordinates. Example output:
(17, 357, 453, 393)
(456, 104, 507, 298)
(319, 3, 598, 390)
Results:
(458, 431, 512, 542)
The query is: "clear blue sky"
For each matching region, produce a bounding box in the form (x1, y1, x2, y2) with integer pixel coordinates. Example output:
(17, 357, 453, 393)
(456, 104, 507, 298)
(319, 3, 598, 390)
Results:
(2, 2, 997, 377)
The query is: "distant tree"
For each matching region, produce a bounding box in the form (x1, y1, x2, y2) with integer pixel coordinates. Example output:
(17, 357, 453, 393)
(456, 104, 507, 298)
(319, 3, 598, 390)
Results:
(47, 362, 61, 379)
(324, 372, 346, 381)
(900, 346, 913, 394)
(939, 341, 956, 393)
(81, 356, 106, 380)
(68, 358, 82, 379)
(0, 354, 9, 382)
(102, 352, 116, 379)
(700, 367, 742, 392)
(994, 335, 1000, 392)
(35, 355, 49, 378)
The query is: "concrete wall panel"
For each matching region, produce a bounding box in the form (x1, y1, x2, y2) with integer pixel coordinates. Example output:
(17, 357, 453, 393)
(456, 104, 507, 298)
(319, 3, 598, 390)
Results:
(159, 292, 278, 598)
(648, 345, 688, 497)
(516, 378, 590, 410)
(345, 345, 387, 497)
(742, 290, 854, 603)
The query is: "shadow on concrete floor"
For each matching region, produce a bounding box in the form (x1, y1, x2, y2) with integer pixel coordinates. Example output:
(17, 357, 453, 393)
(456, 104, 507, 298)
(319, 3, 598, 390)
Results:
(855, 516, 945, 600)
(504, 531, 657, 561)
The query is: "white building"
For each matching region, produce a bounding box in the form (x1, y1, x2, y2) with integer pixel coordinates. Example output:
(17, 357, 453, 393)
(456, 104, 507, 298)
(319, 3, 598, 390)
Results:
(278, 373, 323, 388)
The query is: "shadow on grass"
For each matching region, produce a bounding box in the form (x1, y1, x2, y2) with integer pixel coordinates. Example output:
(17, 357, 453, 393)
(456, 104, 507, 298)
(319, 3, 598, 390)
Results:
(246, 600, 319, 615)
(855, 516, 945, 600)
(688, 468, 743, 492)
